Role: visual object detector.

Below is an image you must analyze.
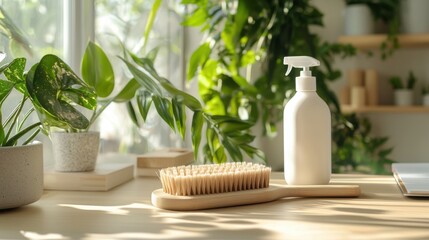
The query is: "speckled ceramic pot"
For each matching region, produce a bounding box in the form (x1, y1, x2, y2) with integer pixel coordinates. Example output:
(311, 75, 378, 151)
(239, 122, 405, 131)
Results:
(51, 131, 100, 172)
(0, 142, 43, 210)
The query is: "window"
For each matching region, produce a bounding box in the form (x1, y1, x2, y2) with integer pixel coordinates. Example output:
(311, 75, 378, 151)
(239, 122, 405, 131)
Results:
(1, 0, 185, 160)
(94, 0, 185, 152)
(0, 0, 64, 64)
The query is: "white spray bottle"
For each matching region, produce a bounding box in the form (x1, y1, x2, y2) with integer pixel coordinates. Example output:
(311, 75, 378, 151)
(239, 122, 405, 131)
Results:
(283, 56, 331, 185)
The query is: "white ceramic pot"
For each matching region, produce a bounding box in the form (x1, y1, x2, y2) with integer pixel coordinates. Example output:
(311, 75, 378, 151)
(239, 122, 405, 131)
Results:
(423, 95, 429, 106)
(51, 131, 100, 172)
(394, 90, 414, 106)
(401, 0, 429, 34)
(344, 4, 375, 35)
(0, 143, 43, 209)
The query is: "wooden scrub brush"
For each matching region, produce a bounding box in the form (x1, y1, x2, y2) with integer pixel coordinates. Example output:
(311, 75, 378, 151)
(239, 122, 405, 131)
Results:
(151, 162, 360, 211)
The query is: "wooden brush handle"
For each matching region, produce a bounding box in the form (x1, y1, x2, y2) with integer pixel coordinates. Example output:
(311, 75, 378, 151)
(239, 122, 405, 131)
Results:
(273, 184, 361, 198)
(152, 184, 361, 211)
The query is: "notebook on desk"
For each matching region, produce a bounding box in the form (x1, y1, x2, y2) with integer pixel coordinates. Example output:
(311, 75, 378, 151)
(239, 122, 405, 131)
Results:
(392, 163, 429, 197)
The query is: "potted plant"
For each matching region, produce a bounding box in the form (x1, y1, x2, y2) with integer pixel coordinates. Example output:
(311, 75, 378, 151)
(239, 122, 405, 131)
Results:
(422, 84, 429, 106)
(25, 42, 131, 172)
(344, 0, 375, 36)
(401, 0, 429, 34)
(344, 0, 400, 59)
(389, 71, 416, 106)
(0, 54, 43, 209)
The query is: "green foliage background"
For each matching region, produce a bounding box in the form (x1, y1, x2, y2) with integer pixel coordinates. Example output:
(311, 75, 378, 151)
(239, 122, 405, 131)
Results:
(183, 0, 394, 173)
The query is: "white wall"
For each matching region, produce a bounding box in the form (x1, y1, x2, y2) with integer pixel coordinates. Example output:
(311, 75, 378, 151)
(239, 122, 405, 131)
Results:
(313, 0, 429, 163)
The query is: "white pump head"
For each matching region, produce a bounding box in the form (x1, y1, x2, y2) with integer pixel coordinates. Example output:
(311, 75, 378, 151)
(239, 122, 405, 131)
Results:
(283, 56, 320, 91)
(283, 56, 320, 76)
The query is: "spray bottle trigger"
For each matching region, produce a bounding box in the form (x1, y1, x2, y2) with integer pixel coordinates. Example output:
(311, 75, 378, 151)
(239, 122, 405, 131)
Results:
(285, 65, 293, 76)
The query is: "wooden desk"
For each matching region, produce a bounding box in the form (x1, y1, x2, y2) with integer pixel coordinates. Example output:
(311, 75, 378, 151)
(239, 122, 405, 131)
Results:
(1, 173, 428, 239)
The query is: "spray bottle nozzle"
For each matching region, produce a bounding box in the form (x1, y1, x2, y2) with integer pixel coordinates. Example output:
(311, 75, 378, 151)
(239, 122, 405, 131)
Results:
(283, 56, 320, 76)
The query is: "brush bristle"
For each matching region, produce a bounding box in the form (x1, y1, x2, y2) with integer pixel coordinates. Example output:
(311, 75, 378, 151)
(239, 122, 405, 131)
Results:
(159, 162, 271, 196)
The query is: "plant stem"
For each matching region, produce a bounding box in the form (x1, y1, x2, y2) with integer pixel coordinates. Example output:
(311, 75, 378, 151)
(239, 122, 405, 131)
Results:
(3, 95, 26, 145)
(87, 98, 114, 131)
(22, 128, 41, 145)
(17, 101, 34, 131)
(5, 122, 41, 146)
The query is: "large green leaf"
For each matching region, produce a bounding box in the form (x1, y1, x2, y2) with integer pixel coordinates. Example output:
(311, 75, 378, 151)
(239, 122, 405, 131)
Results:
(143, 0, 162, 52)
(222, 138, 242, 162)
(191, 111, 204, 160)
(152, 95, 175, 131)
(187, 42, 211, 80)
(81, 41, 114, 98)
(59, 87, 98, 110)
(126, 101, 139, 127)
(159, 79, 202, 111)
(172, 97, 186, 139)
(214, 145, 227, 163)
(206, 126, 215, 156)
(204, 95, 225, 115)
(240, 144, 266, 163)
(0, 80, 14, 104)
(25, 63, 42, 109)
(1, 58, 26, 94)
(182, 7, 208, 27)
(120, 57, 161, 95)
(125, 55, 202, 111)
(136, 90, 152, 122)
(227, 132, 255, 145)
(113, 78, 140, 102)
(3, 58, 25, 83)
(31, 54, 97, 130)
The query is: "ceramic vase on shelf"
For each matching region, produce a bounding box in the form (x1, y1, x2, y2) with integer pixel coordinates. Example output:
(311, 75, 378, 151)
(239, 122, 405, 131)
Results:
(0, 142, 43, 209)
(401, 0, 429, 34)
(394, 90, 414, 106)
(344, 4, 374, 35)
(51, 131, 100, 172)
(423, 94, 429, 106)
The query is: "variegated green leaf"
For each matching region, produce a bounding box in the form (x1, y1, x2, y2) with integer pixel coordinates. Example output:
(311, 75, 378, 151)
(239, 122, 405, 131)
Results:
(31, 54, 96, 130)
(0, 80, 14, 104)
(2, 58, 26, 94)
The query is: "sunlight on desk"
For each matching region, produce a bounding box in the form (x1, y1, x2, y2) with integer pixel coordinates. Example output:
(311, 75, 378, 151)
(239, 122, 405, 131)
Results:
(87, 230, 204, 239)
(0, 173, 428, 239)
(20, 231, 68, 240)
(58, 203, 155, 215)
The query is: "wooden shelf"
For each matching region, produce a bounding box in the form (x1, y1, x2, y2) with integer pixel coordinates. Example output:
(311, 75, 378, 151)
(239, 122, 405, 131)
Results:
(338, 34, 429, 50)
(341, 105, 429, 114)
